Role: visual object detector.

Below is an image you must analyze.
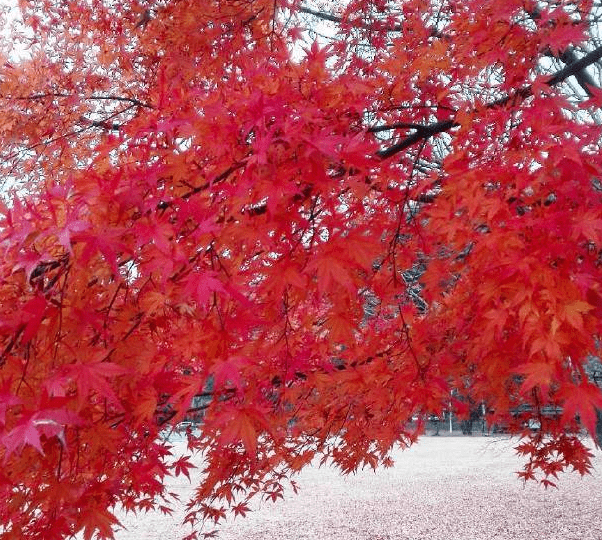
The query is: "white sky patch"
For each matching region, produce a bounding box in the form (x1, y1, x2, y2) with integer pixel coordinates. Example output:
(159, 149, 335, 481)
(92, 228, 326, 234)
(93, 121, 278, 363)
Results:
(1, 0, 34, 62)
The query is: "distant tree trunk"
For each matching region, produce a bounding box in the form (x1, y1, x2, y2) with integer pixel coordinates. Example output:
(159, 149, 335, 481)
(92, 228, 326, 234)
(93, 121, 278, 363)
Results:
(596, 409, 602, 448)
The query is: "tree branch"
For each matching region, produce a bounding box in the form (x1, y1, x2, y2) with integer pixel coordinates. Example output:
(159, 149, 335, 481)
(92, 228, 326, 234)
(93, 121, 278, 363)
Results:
(181, 162, 246, 200)
(298, 6, 343, 24)
(155, 161, 247, 211)
(558, 47, 598, 97)
(298, 5, 402, 32)
(4, 93, 154, 109)
(376, 120, 457, 160)
(376, 43, 602, 160)
(547, 44, 602, 87)
(368, 122, 427, 133)
(81, 117, 121, 131)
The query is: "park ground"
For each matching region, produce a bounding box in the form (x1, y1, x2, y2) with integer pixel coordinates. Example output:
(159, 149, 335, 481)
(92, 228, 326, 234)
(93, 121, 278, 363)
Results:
(115, 436, 602, 540)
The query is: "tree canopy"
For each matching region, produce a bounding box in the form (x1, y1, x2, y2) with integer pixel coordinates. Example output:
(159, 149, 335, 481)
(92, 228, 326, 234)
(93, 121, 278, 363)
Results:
(1, 0, 602, 538)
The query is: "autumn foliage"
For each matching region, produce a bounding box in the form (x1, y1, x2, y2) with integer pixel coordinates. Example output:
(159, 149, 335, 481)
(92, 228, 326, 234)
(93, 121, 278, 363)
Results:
(1, 0, 602, 538)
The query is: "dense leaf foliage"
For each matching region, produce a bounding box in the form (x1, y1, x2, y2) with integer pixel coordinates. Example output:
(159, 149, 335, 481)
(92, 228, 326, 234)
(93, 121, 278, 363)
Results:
(1, 0, 602, 538)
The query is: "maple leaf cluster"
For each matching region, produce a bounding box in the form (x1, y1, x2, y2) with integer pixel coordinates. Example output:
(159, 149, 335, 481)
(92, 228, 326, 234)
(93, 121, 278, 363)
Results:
(1, 0, 602, 538)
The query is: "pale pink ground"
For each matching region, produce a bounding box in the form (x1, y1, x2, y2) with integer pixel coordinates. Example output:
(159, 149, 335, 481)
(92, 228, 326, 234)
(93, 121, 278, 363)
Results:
(114, 437, 602, 540)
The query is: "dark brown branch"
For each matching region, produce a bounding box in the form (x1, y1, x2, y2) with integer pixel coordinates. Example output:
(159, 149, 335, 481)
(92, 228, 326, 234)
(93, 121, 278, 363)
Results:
(376, 120, 457, 160)
(415, 193, 439, 203)
(182, 162, 246, 200)
(78, 102, 139, 131)
(244, 204, 268, 217)
(298, 6, 343, 24)
(368, 122, 427, 133)
(8, 93, 155, 109)
(526, 7, 599, 97)
(0, 326, 24, 368)
(298, 5, 402, 32)
(155, 161, 247, 211)
(88, 95, 154, 109)
(548, 44, 602, 88)
(81, 117, 121, 131)
(558, 47, 598, 97)
(376, 44, 602, 160)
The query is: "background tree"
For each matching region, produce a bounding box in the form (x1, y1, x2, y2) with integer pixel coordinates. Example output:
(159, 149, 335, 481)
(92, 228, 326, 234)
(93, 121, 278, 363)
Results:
(1, 0, 602, 539)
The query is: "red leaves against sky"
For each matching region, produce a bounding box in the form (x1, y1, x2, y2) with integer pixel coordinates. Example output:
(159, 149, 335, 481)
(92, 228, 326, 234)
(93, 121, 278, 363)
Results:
(1, 0, 602, 538)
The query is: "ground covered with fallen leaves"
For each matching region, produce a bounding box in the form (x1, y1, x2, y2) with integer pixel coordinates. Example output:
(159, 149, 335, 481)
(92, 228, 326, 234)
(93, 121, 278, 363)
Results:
(115, 436, 602, 540)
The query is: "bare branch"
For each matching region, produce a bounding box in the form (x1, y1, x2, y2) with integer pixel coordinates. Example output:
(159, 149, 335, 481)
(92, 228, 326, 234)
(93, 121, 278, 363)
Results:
(548, 44, 602, 87)
(558, 47, 598, 97)
(298, 5, 402, 31)
(2, 93, 154, 109)
(376, 44, 602, 160)
(368, 122, 428, 133)
(376, 120, 457, 160)
(298, 6, 342, 24)
(80, 117, 121, 131)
